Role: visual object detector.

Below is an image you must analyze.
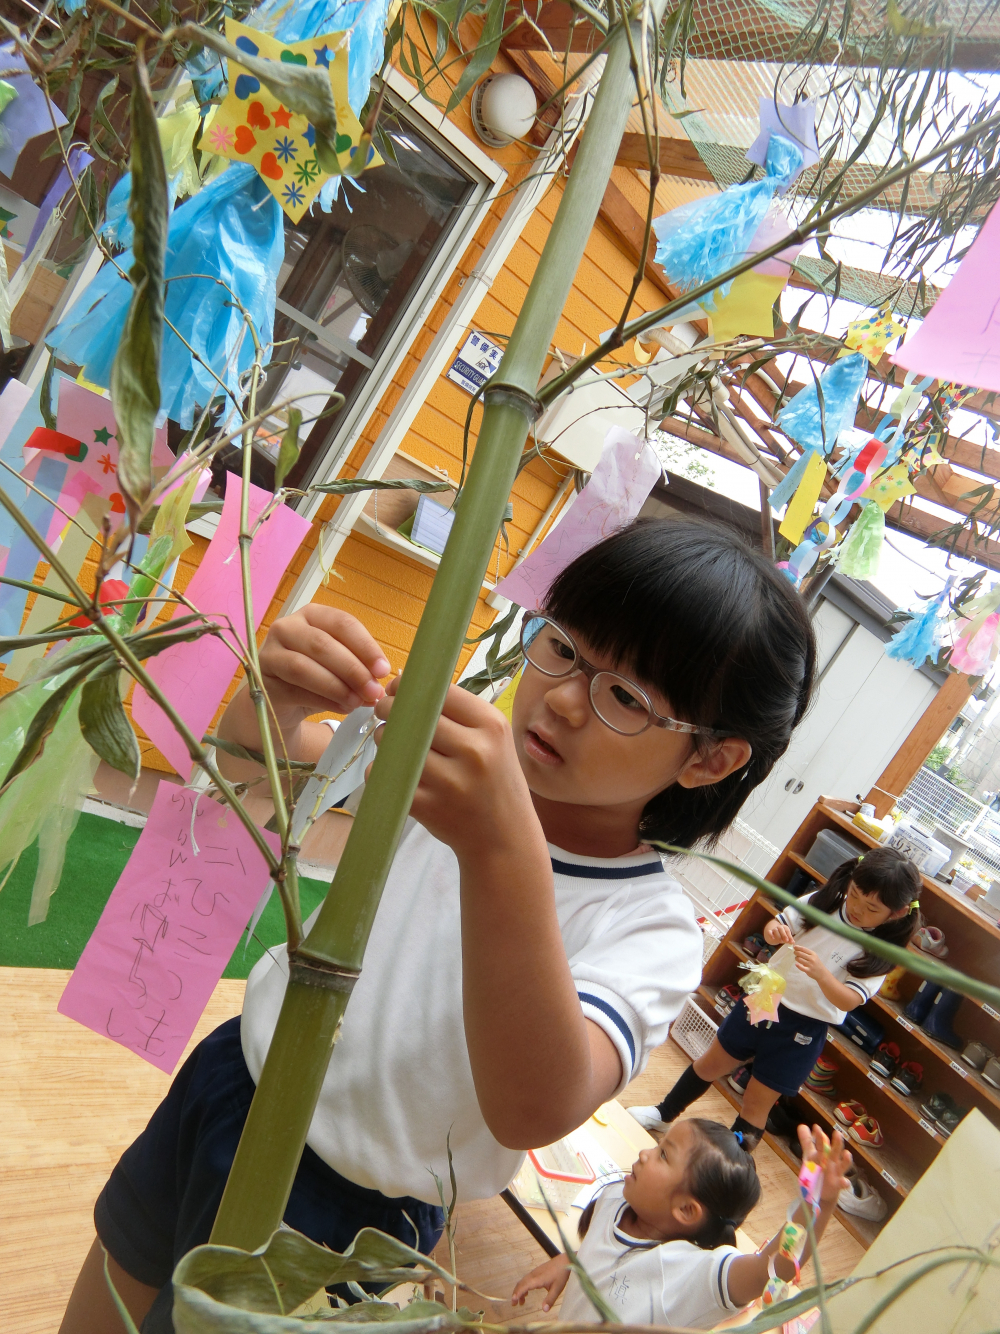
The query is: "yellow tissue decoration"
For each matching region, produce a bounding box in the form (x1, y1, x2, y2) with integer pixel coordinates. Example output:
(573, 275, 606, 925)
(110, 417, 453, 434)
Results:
(739, 957, 787, 1025)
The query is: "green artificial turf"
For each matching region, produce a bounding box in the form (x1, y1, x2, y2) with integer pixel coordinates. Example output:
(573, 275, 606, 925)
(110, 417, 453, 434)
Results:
(0, 810, 329, 978)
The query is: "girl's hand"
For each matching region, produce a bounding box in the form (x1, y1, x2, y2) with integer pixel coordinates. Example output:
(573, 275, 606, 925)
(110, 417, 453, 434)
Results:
(373, 678, 541, 861)
(797, 1123, 853, 1206)
(258, 606, 390, 727)
(764, 920, 795, 947)
(793, 946, 829, 982)
(512, 1254, 571, 1311)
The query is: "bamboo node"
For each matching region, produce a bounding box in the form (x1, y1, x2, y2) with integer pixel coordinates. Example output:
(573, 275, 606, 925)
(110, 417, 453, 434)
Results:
(287, 951, 360, 993)
(483, 382, 544, 422)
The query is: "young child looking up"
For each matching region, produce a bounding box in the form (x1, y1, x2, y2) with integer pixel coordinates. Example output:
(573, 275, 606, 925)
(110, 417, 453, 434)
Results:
(61, 518, 815, 1334)
(631, 848, 921, 1149)
(512, 1120, 852, 1328)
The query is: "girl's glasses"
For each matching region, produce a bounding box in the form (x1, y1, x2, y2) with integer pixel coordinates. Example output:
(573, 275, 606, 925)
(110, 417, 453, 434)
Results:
(519, 614, 730, 739)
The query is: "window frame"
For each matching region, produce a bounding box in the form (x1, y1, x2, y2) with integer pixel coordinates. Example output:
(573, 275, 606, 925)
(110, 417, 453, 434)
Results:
(277, 67, 506, 499)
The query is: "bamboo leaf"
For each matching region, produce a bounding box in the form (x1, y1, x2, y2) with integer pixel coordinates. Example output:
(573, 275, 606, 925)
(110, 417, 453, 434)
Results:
(137, 500, 224, 534)
(79, 663, 140, 780)
(110, 52, 168, 519)
(208, 734, 315, 772)
(39, 350, 57, 431)
(445, 0, 507, 112)
(0, 663, 93, 790)
(310, 478, 453, 496)
(274, 408, 303, 492)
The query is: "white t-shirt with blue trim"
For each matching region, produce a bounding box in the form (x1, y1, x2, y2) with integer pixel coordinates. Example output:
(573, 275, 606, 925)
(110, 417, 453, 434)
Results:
(558, 1182, 741, 1328)
(240, 820, 702, 1203)
(775, 892, 885, 1024)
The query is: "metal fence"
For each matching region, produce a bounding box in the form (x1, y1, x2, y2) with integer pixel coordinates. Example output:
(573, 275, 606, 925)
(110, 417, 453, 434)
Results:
(672, 818, 781, 959)
(898, 766, 1000, 880)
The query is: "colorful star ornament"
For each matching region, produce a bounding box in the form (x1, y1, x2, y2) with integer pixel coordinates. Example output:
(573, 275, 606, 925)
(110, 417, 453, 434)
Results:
(205, 20, 381, 223)
(738, 957, 788, 1025)
(840, 303, 906, 366)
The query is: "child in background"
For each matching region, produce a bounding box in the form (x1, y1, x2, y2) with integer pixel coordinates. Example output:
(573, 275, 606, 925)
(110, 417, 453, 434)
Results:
(630, 847, 921, 1149)
(512, 1120, 852, 1328)
(61, 518, 816, 1334)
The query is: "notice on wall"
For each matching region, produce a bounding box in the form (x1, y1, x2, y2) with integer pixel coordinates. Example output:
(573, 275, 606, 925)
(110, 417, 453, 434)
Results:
(446, 331, 503, 395)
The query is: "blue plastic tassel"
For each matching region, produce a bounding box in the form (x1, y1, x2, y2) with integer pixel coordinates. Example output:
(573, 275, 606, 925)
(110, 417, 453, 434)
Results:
(250, 0, 393, 113)
(652, 133, 803, 310)
(886, 586, 952, 668)
(776, 352, 868, 455)
(47, 165, 283, 428)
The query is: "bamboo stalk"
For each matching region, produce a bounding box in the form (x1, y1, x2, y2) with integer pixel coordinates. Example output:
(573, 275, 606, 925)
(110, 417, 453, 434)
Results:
(209, 9, 662, 1250)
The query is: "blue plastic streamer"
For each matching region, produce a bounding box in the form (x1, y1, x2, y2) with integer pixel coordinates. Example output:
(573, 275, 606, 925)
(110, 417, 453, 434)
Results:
(48, 165, 284, 428)
(885, 584, 953, 668)
(250, 0, 393, 112)
(775, 352, 868, 455)
(652, 134, 803, 308)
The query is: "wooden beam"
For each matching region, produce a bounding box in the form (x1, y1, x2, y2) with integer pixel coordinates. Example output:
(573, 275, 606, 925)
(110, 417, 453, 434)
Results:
(597, 177, 684, 305)
(501, 2, 602, 51)
(614, 133, 715, 181)
(865, 671, 973, 817)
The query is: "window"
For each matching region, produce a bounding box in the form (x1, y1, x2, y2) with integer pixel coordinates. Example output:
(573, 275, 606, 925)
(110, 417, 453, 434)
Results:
(224, 95, 486, 494)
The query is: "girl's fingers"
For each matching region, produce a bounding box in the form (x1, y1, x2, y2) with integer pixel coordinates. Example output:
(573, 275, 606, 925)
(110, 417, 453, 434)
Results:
(300, 605, 391, 681)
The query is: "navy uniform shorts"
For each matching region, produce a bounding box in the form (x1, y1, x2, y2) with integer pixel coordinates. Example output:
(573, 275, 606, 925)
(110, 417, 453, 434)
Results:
(96, 1016, 444, 1334)
(716, 999, 829, 1096)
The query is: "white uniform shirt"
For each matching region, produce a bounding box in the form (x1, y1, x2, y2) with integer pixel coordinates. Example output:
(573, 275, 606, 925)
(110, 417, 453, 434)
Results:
(558, 1183, 741, 1328)
(241, 821, 702, 1203)
(775, 892, 885, 1024)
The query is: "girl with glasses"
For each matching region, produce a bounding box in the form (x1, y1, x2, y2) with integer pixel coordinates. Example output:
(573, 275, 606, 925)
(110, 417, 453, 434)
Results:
(64, 517, 815, 1334)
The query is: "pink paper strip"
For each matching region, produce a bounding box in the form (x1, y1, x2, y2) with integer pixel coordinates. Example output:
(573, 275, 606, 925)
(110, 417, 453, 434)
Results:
(893, 197, 1000, 393)
(132, 478, 310, 776)
(492, 427, 662, 610)
(58, 782, 280, 1072)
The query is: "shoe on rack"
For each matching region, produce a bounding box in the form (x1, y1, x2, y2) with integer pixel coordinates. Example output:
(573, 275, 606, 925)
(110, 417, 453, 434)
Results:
(756, 946, 773, 964)
(743, 933, 766, 958)
(890, 1060, 923, 1096)
(913, 925, 949, 958)
(765, 1101, 800, 1138)
(870, 1042, 901, 1079)
(921, 987, 964, 1051)
(936, 1102, 968, 1138)
(919, 1091, 952, 1123)
(833, 1099, 866, 1127)
(728, 1065, 752, 1094)
(904, 979, 941, 1024)
(961, 1040, 994, 1072)
(627, 1105, 668, 1134)
(847, 1115, 884, 1148)
(714, 984, 742, 1015)
(984, 1056, 1000, 1089)
(881, 965, 907, 1002)
(838, 1172, 888, 1221)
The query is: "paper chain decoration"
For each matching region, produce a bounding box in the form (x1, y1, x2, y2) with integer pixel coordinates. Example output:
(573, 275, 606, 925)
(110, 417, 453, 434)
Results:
(205, 20, 381, 223)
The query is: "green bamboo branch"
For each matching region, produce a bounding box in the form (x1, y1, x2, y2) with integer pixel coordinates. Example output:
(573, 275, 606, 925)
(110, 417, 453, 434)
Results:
(209, 7, 665, 1253)
(0, 482, 281, 877)
(658, 845, 1000, 1009)
(538, 102, 1000, 407)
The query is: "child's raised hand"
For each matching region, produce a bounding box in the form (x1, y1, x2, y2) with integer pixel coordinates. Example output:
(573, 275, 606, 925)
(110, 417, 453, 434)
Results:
(372, 678, 540, 859)
(793, 946, 829, 981)
(511, 1254, 571, 1311)
(258, 606, 391, 726)
(796, 1123, 852, 1207)
(764, 920, 794, 947)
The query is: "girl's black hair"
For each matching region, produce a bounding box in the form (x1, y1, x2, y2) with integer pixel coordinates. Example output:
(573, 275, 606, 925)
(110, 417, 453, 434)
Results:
(809, 847, 921, 977)
(578, 1120, 759, 1251)
(684, 1118, 762, 1250)
(544, 517, 816, 848)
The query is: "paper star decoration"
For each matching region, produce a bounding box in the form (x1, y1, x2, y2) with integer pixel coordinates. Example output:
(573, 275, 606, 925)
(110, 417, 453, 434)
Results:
(204, 20, 381, 223)
(744, 989, 783, 1025)
(868, 462, 917, 510)
(842, 303, 906, 365)
(706, 269, 788, 342)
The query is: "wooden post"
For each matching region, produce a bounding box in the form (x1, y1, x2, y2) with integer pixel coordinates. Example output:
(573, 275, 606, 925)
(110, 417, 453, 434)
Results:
(865, 671, 973, 816)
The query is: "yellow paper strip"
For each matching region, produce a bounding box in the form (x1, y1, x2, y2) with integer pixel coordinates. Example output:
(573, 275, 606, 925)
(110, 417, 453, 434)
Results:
(778, 451, 827, 545)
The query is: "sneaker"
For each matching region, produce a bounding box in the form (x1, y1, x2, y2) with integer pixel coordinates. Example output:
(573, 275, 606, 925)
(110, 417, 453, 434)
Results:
(935, 1099, 968, 1138)
(984, 1056, 1000, 1089)
(811, 1053, 839, 1079)
(627, 1105, 668, 1134)
(961, 1040, 993, 1072)
(837, 1172, 888, 1221)
(833, 1099, 866, 1127)
(890, 1060, 923, 1095)
(714, 984, 742, 1015)
(870, 1042, 901, 1079)
(728, 1065, 751, 1094)
(913, 925, 948, 958)
(743, 933, 766, 958)
(847, 1115, 884, 1148)
(920, 1091, 952, 1124)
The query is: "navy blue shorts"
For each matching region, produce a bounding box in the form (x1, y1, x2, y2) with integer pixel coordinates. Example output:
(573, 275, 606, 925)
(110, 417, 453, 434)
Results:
(716, 1000, 829, 1096)
(96, 1017, 444, 1334)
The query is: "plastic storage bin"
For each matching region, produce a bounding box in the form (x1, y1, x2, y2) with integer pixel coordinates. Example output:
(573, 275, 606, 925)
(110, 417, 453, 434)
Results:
(670, 995, 719, 1061)
(804, 827, 867, 879)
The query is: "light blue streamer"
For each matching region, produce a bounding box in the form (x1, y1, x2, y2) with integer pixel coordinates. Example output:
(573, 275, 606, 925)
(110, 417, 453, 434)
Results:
(250, 0, 392, 113)
(885, 588, 950, 668)
(776, 352, 867, 455)
(47, 165, 284, 428)
(652, 133, 802, 308)
(768, 447, 817, 513)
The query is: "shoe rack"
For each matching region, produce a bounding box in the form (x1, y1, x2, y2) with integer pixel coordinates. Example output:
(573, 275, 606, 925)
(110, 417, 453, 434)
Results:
(692, 796, 1000, 1249)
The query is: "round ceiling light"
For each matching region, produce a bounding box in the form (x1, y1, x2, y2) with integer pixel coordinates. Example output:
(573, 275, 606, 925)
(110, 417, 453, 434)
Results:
(471, 74, 537, 147)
